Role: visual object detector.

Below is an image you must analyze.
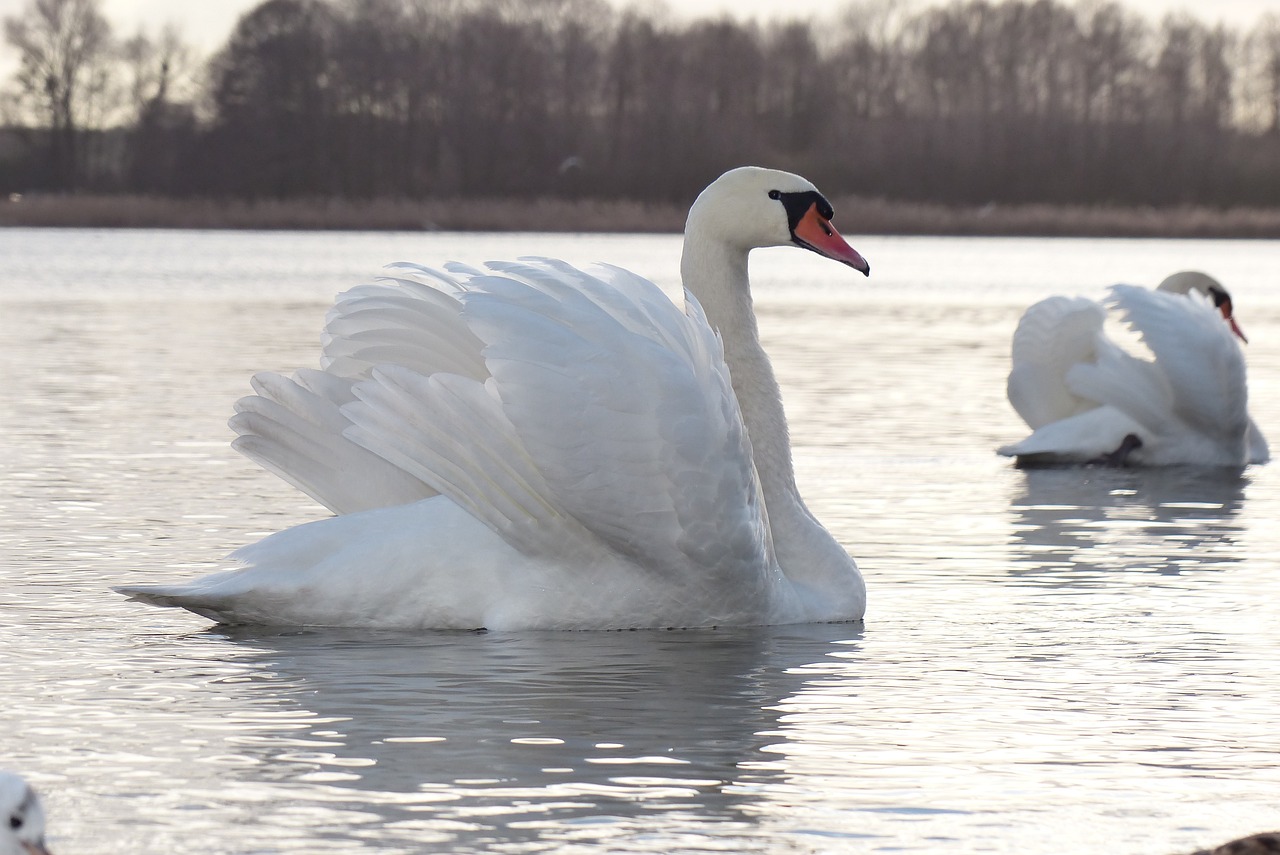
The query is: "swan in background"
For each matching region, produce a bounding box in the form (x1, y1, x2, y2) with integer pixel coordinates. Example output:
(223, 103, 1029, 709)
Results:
(999, 271, 1269, 467)
(118, 167, 870, 630)
(0, 772, 52, 855)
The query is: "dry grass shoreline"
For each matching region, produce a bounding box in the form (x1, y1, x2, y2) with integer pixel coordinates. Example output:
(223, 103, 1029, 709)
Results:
(3, 193, 1280, 238)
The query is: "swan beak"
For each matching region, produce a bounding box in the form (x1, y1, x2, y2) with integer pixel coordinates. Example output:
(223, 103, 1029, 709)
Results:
(1219, 300, 1248, 343)
(792, 204, 870, 276)
(22, 842, 52, 855)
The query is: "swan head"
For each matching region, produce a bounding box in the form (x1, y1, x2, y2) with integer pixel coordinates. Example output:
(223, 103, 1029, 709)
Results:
(0, 773, 51, 855)
(686, 167, 869, 275)
(1157, 270, 1247, 342)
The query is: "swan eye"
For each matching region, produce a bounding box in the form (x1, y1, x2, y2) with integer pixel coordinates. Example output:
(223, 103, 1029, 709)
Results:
(767, 189, 781, 200)
(9, 814, 20, 830)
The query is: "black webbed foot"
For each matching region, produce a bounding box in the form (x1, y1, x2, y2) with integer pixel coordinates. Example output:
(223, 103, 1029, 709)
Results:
(1088, 433, 1143, 467)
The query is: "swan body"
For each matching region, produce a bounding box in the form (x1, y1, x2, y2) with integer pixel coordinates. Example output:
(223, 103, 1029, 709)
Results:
(0, 772, 52, 855)
(999, 271, 1269, 467)
(119, 167, 870, 630)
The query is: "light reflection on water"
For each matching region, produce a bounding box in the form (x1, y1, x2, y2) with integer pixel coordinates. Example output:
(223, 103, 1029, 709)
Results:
(1, 229, 1279, 854)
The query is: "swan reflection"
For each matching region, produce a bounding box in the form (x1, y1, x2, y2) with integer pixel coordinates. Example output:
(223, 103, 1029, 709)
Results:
(1007, 467, 1248, 579)
(185, 623, 864, 850)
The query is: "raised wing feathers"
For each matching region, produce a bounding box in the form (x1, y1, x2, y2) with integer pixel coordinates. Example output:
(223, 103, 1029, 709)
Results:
(229, 271, 489, 515)
(320, 278, 488, 381)
(342, 367, 588, 558)
(230, 370, 436, 514)
(459, 261, 769, 579)
(1107, 283, 1249, 438)
(234, 258, 770, 583)
(1007, 295, 1106, 429)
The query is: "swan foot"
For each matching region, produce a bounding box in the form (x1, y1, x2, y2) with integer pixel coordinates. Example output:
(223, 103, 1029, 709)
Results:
(1090, 433, 1143, 467)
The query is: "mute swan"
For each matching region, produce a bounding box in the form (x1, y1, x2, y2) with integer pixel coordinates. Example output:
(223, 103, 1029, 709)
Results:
(118, 167, 870, 630)
(0, 772, 52, 855)
(999, 271, 1269, 468)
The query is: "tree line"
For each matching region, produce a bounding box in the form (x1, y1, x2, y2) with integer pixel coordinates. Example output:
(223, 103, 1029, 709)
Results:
(4, 0, 1280, 208)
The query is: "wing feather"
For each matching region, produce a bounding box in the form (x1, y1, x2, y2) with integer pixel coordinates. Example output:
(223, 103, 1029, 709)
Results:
(1107, 283, 1249, 437)
(231, 266, 491, 513)
(229, 258, 771, 583)
(1007, 295, 1106, 428)
(461, 261, 770, 579)
(342, 367, 586, 557)
(230, 371, 434, 514)
(1063, 334, 1171, 435)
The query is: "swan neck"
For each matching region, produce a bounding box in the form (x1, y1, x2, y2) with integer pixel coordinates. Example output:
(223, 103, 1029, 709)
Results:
(680, 227, 864, 620)
(680, 238, 797, 504)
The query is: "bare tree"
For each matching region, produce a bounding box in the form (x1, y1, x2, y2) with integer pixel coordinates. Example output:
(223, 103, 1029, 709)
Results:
(119, 25, 198, 193)
(1244, 14, 1280, 133)
(120, 25, 196, 122)
(4, 0, 1280, 208)
(4, 0, 113, 189)
(205, 0, 338, 197)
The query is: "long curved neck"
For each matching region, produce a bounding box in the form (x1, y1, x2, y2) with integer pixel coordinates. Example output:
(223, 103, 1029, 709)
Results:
(680, 237, 798, 506)
(679, 227, 864, 621)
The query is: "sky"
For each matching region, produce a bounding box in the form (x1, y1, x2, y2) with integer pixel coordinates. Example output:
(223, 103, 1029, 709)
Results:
(0, 0, 1274, 59)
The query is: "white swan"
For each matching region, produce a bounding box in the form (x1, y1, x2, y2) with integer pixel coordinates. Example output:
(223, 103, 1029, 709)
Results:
(999, 271, 1269, 467)
(118, 167, 870, 630)
(0, 772, 52, 855)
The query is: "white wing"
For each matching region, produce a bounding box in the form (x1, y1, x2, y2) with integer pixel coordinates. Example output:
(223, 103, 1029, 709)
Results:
(229, 367, 436, 515)
(229, 269, 494, 515)
(282, 259, 771, 584)
(460, 259, 770, 580)
(319, 267, 489, 382)
(1006, 295, 1107, 429)
(1106, 283, 1249, 440)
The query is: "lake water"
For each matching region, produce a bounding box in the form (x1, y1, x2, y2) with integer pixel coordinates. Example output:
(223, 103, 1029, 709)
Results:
(2, 228, 1279, 854)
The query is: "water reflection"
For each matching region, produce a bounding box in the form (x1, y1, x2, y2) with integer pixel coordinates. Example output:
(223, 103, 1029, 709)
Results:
(1007, 467, 1248, 580)
(185, 623, 864, 851)
(4, 230, 1279, 854)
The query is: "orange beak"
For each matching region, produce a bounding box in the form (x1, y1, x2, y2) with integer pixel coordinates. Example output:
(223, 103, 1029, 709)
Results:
(1219, 299, 1247, 343)
(792, 204, 870, 275)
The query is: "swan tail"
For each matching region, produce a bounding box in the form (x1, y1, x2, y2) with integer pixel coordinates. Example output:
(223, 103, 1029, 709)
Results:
(118, 499, 513, 628)
(1248, 418, 1270, 464)
(998, 406, 1146, 464)
(114, 584, 249, 624)
(1007, 295, 1107, 428)
(230, 369, 436, 515)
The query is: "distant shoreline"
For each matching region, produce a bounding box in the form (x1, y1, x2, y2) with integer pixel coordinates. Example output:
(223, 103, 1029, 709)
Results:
(3, 193, 1280, 239)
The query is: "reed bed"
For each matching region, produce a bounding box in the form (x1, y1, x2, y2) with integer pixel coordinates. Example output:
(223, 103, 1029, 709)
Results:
(3, 192, 1280, 238)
